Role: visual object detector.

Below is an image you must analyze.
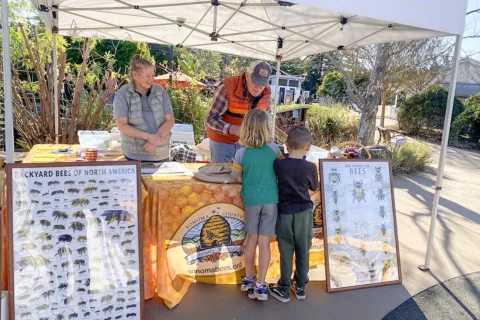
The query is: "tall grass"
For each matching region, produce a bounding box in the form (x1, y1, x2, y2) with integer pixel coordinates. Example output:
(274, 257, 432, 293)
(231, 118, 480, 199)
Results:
(306, 105, 359, 148)
(390, 141, 432, 175)
(167, 86, 212, 144)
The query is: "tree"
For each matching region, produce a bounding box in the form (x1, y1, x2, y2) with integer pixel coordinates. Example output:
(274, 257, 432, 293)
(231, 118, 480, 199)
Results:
(326, 44, 390, 145)
(317, 71, 346, 101)
(302, 53, 334, 94)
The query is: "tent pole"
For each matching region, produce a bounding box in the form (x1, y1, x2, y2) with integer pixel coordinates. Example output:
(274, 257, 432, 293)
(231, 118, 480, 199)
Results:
(419, 35, 463, 271)
(2, 0, 14, 163)
(53, 32, 60, 144)
(271, 59, 281, 138)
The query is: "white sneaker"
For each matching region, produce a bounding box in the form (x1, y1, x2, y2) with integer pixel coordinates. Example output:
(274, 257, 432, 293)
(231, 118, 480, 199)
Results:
(248, 284, 268, 301)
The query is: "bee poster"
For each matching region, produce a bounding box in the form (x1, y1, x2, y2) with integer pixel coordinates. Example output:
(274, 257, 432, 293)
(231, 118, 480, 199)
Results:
(6, 162, 144, 320)
(319, 159, 402, 293)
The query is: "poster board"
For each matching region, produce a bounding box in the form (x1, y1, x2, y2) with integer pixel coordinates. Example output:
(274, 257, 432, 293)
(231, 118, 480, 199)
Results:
(319, 159, 401, 292)
(6, 161, 144, 320)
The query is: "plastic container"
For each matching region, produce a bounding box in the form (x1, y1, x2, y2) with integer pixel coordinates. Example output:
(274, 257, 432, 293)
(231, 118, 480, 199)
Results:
(306, 146, 329, 162)
(78, 131, 110, 151)
(109, 128, 122, 151)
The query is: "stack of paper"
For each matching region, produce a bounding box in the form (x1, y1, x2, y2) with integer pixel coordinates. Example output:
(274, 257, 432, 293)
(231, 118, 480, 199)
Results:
(141, 162, 193, 176)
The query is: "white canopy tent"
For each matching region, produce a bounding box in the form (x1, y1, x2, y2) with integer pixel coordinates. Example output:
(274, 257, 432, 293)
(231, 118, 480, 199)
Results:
(1, 0, 468, 271)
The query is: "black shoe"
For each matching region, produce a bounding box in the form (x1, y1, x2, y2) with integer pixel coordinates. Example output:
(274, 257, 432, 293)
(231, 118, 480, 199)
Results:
(268, 283, 290, 303)
(291, 282, 306, 300)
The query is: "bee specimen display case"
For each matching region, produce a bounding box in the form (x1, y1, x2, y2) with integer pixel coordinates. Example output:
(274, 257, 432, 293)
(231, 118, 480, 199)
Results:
(6, 162, 144, 320)
(319, 159, 402, 292)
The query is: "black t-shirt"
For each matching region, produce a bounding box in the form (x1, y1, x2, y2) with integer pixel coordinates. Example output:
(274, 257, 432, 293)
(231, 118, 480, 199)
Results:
(274, 157, 319, 214)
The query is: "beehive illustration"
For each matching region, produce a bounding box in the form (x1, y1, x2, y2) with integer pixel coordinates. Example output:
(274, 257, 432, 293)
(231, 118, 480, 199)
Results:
(200, 215, 232, 249)
(313, 203, 323, 240)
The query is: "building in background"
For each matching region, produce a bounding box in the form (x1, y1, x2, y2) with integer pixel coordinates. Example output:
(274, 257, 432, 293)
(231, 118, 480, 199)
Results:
(442, 57, 480, 99)
(269, 75, 305, 104)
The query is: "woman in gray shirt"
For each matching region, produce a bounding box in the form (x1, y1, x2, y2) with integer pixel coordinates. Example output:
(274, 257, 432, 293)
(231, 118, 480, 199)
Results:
(114, 55, 175, 161)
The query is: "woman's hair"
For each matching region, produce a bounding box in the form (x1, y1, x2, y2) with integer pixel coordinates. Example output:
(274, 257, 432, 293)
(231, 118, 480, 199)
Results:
(239, 109, 273, 148)
(130, 54, 154, 78)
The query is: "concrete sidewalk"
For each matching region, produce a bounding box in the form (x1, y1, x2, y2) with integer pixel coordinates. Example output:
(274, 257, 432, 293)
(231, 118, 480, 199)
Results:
(146, 143, 480, 319)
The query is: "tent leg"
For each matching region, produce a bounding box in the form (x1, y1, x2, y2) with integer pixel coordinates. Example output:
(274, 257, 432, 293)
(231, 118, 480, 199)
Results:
(419, 35, 463, 271)
(271, 59, 281, 138)
(2, 0, 14, 163)
(53, 32, 60, 144)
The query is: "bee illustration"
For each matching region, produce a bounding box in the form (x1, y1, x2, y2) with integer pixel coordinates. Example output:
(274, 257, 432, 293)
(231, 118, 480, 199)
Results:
(347, 180, 369, 203)
(121, 239, 132, 246)
(124, 249, 135, 256)
(15, 201, 29, 207)
(74, 259, 86, 268)
(101, 294, 113, 303)
(77, 300, 87, 307)
(72, 211, 86, 219)
(58, 283, 69, 291)
(36, 232, 53, 242)
(58, 234, 73, 243)
(53, 210, 68, 221)
(67, 188, 80, 194)
(374, 188, 387, 202)
(16, 190, 27, 196)
(117, 297, 126, 303)
(101, 189, 110, 194)
(63, 295, 74, 305)
(127, 290, 136, 295)
(331, 209, 345, 223)
(116, 306, 124, 312)
(125, 231, 134, 237)
(71, 198, 90, 207)
(381, 224, 388, 236)
(374, 205, 390, 218)
(64, 180, 75, 186)
(61, 261, 70, 269)
(126, 313, 137, 318)
(41, 244, 53, 252)
(51, 190, 65, 196)
(328, 168, 341, 184)
(31, 200, 39, 204)
(77, 235, 88, 243)
(83, 187, 97, 194)
(112, 234, 120, 240)
(127, 279, 137, 286)
(21, 242, 37, 250)
(383, 242, 389, 255)
(36, 304, 50, 312)
(78, 181, 85, 185)
(48, 181, 60, 187)
(369, 262, 376, 282)
(39, 219, 51, 227)
(69, 222, 85, 232)
(382, 258, 391, 276)
(55, 247, 72, 258)
(103, 305, 114, 313)
(99, 201, 109, 208)
(20, 312, 32, 318)
(41, 289, 55, 299)
(17, 294, 30, 301)
(374, 167, 384, 183)
(126, 304, 137, 309)
(42, 201, 51, 206)
(108, 180, 117, 184)
(15, 230, 32, 240)
(21, 219, 34, 228)
(88, 179, 96, 184)
(76, 247, 87, 255)
(328, 189, 345, 205)
(53, 224, 66, 231)
(88, 217, 102, 227)
(30, 189, 42, 195)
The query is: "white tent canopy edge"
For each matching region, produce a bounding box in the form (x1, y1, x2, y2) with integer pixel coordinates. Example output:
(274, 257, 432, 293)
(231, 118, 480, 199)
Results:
(0, 0, 468, 280)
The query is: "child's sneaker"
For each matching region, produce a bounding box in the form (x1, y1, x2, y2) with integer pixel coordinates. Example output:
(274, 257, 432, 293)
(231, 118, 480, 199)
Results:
(240, 276, 256, 292)
(268, 283, 290, 303)
(291, 282, 306, 300)
(248, 284, 268, 301)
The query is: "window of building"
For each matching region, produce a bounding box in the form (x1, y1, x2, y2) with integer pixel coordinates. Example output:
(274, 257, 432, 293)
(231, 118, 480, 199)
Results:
(289, 80, 299, 87)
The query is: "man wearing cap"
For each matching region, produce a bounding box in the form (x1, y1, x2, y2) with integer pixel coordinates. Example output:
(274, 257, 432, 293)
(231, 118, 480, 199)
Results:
(206, 60, 272, 163)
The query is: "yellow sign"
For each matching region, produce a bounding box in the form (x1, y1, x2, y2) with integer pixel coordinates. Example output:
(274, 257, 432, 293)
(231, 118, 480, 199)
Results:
(167, 203, 246, 278)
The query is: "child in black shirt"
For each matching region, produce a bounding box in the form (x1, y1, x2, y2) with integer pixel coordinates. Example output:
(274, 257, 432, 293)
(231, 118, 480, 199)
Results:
(269, 126, 319, 303)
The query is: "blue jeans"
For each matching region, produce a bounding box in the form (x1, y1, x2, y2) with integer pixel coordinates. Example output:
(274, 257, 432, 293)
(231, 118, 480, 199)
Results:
(209, 140, 241, 163)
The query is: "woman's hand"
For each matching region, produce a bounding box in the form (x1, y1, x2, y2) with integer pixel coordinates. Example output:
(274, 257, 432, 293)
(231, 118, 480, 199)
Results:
(142, 141, 157, 153)
(147, 133, 164, 146)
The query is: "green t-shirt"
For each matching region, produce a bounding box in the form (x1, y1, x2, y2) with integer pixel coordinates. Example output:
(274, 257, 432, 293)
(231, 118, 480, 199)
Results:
(232, 143, 281, 207)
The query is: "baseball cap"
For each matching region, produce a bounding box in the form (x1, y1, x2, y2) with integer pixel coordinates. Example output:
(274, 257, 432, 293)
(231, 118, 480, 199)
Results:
(247, 60, 271, 87)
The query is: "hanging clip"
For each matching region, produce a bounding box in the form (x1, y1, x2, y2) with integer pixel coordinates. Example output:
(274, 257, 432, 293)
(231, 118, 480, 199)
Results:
(210, 32, 219, 41)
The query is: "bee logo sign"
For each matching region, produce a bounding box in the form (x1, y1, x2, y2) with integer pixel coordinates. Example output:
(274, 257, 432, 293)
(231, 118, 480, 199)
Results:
(167, 203, 246, 277)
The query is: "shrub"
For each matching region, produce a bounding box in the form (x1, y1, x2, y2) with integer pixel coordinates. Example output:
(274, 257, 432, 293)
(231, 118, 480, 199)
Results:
(167, 85, 211, 144)
(397, 85, 464, 136)
(306, 105, 359, 148)
(451, 93, 480, 145)
(317, 71, 346, 102)
(390, 141, 432, 175)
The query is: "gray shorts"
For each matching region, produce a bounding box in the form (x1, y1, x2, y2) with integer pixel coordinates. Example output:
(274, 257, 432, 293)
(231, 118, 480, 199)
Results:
(244, 204, 278, 236)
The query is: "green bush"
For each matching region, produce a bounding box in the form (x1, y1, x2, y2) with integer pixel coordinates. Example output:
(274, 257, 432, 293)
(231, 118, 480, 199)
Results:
(390, 141, 432, 175)
(397, 85, 465, 136)
(167, 85, 211, 144)
(306, 105, 359, 148)
(317, 71, 346, 102)
(451, 93, 480, 144)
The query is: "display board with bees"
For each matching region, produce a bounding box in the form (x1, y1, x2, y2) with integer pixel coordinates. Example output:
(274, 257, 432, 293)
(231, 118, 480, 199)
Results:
(6, 162, 144, 320)
(319, 159, 402, 292)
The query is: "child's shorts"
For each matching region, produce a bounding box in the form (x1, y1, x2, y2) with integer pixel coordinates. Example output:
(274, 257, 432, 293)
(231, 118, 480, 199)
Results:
(244, 204, 278, 236)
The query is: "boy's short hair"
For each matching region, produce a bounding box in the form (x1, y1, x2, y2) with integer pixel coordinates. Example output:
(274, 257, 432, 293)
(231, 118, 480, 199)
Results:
(287, 126, 312, 150)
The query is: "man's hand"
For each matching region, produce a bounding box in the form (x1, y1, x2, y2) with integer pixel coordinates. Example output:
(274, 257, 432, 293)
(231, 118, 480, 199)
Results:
(142, 141, 157, 153)
(229, 125, 241, 137)
(147, 133, 164, 146)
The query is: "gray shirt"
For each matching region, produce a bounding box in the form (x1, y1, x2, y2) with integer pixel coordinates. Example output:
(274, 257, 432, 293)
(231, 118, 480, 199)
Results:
(113, 87, 173, 134)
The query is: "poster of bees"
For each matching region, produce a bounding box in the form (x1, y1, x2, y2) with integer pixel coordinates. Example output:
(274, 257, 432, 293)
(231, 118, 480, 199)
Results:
(319, 159, 402, 293)
(6, 162, 144, 320)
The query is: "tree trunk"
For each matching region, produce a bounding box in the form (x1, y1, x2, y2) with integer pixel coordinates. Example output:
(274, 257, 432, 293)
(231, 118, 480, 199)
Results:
(359, 44, 390, 146)
(380, 79, 388, 128)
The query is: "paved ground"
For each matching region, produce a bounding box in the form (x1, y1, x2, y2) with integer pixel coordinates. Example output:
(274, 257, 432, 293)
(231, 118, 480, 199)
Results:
(383, 272, 480, 320)
(144, 113, 480, 319)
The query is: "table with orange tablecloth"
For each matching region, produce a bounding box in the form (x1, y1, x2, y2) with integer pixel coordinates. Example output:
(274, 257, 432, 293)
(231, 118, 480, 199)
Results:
(1, 145, 325, 310)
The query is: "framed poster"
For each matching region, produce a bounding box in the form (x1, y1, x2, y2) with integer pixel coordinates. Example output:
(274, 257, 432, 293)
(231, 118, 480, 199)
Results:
(6, 161, 144, 320)
(319, 159, 402, 292)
